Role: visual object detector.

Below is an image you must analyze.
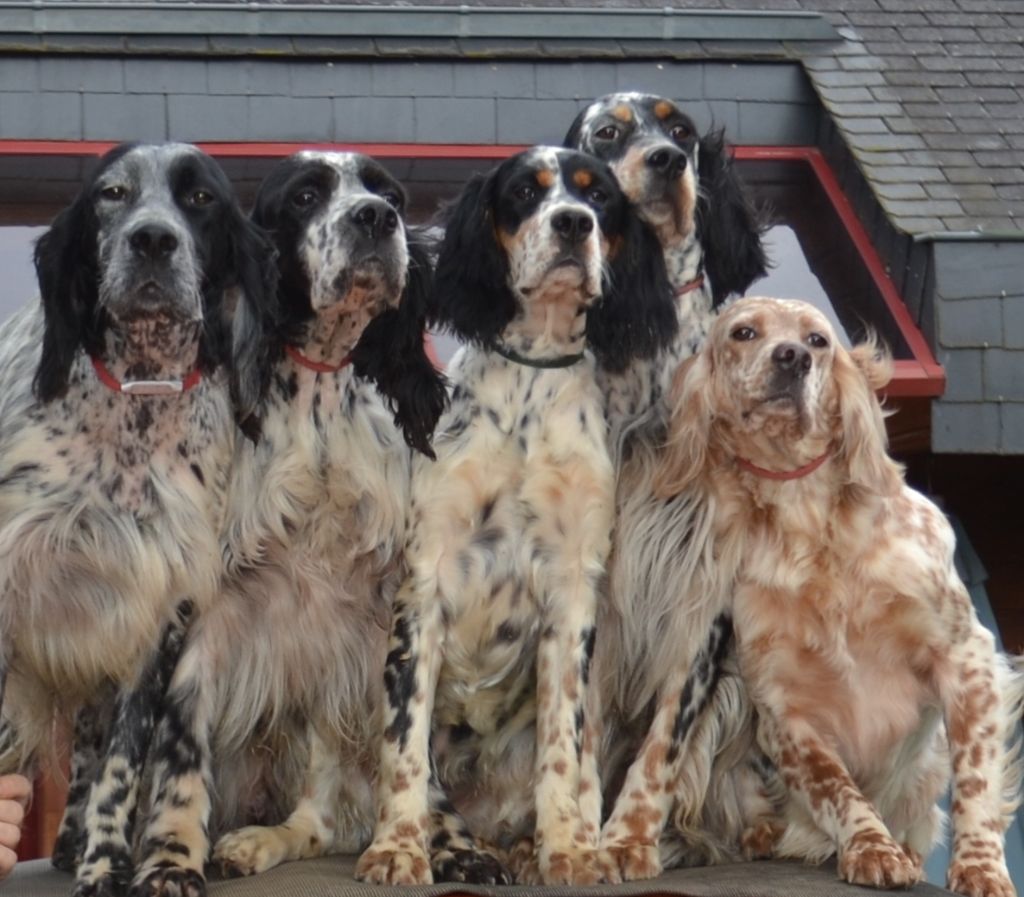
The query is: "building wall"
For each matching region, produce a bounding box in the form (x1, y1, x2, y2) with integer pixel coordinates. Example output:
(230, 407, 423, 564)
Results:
(0, 56, 818, 146)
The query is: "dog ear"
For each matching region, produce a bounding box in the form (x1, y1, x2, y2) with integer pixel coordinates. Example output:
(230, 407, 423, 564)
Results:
(653, 352, 715, 498)
(225, 209, 282, 439)
(587, 209, 677, 373)
(430, 172, 517, 346)
(563, 106, 589, 151)
(32, 192, 102, 403)
(832, 340, 901, 497)
(697, 129, 768, 308)
(352, 232, 448, 459)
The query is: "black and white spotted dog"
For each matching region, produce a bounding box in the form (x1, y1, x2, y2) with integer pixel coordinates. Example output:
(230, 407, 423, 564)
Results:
(565, 93, 773, 878)
(355, 146, 675, 887)
(0, 143, 278, 896)
(130, 152, 447, 897)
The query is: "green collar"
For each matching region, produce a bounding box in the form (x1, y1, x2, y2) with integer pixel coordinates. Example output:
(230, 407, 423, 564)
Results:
(492, 342, 585, 369)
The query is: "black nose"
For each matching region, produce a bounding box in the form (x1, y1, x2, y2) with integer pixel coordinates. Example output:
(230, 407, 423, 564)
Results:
(645, 145, 687, 178)
(772, 342, 812, 376)
(128, 223, 178, 260)
(551, 210, 594, 245)
(351, 199, 398, 240)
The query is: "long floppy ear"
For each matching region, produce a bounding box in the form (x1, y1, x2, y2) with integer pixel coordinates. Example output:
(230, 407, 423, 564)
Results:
(430, 172, 517, 346)
(352, 232, 448, 459)
(653, 352, 715, 498)
(563, 106, 589, 151)
(226, 210, 281, 440)
(32, 193, 102, 402)
(697, 129, 768, 307)
(832, 339, 901, 497)
(587, 210, 676, 373)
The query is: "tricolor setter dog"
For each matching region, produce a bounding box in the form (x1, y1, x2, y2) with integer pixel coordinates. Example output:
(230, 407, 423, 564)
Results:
(654, 297, 1023, 897)
(0, 143, 278, 896)
(130, 152, 446, 897)
(355, 146, 675, 887)
(565, 93, 771, 874)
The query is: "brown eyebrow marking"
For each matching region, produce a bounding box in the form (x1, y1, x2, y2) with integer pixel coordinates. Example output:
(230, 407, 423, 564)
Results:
(573, 170, 593, 189)
(654, 100, 675, 120)
(536, 168, 555, 188)
(612, 104, 633, 123)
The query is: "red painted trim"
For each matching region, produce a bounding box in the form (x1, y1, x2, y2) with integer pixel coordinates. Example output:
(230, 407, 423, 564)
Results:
(0, 141, 943, 396)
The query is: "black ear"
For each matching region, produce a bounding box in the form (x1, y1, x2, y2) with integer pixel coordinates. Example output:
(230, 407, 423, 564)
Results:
(351, 233, 448, 459)
(563, 107, 589, 150)
(430, 172, 517, 346)
(587, 209, 677, 374)
(226, 208, 281, 439)
(32, 193, 102, 402)
(697, 129, 768, 307)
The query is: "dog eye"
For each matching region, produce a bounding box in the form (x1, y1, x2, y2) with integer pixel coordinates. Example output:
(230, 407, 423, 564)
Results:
(292, 188, 319, 208)
(807, 332, 829, 349)
(100, 185, 128, 201)
(513, 184, 537, 202)
(731, 326, 757, 342)
(595, 125, 619, 141)
(380, 190, 402, 209)
(187, 189, 215, 208)
(669, 124, 691, 144)
(587, 187, 609, 207)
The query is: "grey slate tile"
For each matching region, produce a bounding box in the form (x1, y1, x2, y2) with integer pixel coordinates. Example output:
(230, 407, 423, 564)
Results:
(1000, 403, 1024, 453)
(1004, 296, 1024, 349)
(937, 296, 1003, 347)
(536, 62, 618, 101)
(496, 98, 580, 144)
(289, 62, 372, 98)
(937, 348, 984, 402)
(124, 60, 207, 95)
(0, 92, 81, 140)
(453, 63, 535, 99)
(371, 63, 453, 98)
(332, 97, 414, 143)
(248, 97, 333, 142)
(41, 58, 123, 93)
(703, 62, 811, 101)
(84, 93, 167, 142)
(935, 242, 1024, 300)
(984, 349, 1024, 401)
(168, 94, 247, 142)
(0, 58, 37, 93)
(414, 97, 496, 143)
(932, 401, 1001, 453)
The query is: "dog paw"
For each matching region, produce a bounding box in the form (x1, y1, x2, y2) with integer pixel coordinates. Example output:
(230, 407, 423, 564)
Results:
(741, 820, 784, 860)
(432, 848, 513, 885)
(355, 845, 433, 886)
(129, 867, 205, 897)
(213, 827, 288, 877)
(540, 847, 622, 886)
(948, 861, 1016, 897)
(71, 873, 128, 897)
(51, 829, 83, 873)
(839, 832, 921, 890)
(602, 841, 661, 881)
(504, 837, 540, 885)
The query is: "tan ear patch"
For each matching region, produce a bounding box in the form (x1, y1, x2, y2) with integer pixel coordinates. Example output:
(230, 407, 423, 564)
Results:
(612, 104, 634, 123)
(654, 100, 675, 120)
(535, 168, 556, 189)
(573, 169, 593, 189)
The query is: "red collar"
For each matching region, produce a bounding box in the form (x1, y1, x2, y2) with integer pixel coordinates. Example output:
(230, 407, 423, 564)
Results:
(285, 344, 352, 374)
(736, 450, 831, 481)
(674, 274, 705, 297)
(90, 355, 201, 396)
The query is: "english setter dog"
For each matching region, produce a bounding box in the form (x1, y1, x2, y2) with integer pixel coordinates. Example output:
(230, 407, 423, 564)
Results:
(355, 146, 675, 887)
(130, 152, 446, 897)
(565, 93, 771, 875)
(654, 297, 1024, 897)
(0, 143, 277, 896)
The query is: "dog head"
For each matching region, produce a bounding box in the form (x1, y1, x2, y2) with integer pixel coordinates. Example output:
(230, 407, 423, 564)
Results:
(33, 142, 278, 420)
(249, 151, 445, 456)
(432, 145, 675, 372)
(656, 297, 899, 497)
(565, 93, 767, 306)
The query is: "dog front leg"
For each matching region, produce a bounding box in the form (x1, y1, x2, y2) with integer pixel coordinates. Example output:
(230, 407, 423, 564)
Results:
(943, 630, 1020, 897)
(758, 712, 920, 889)
(601, 612, 733, 880)
(74, 600, 194, 897)
(355, 589, 443, 886)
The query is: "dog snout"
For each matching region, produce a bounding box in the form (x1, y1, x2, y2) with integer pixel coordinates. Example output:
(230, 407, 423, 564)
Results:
(551, 209, 595, 246)
(772, 342, 812, 377)
(644, 145, 687, 179)
(350, 199, 399, 241)
(128, 223, 179, 261)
